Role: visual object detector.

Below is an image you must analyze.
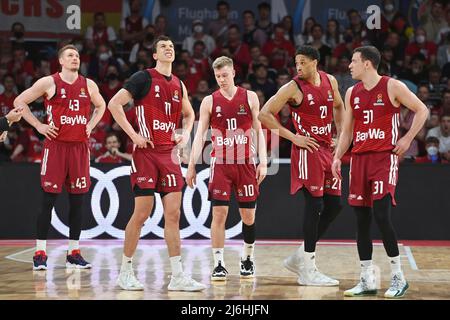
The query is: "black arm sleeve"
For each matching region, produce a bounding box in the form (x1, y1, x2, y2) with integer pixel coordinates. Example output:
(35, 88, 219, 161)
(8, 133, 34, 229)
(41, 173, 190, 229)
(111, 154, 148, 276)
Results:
(123, 70, 152, 100)
(0, 117, 9, 132)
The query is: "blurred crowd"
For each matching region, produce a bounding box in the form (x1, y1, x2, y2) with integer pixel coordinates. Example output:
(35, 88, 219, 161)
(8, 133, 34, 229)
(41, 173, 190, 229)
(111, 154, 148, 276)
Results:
(0, 0, 449, 164)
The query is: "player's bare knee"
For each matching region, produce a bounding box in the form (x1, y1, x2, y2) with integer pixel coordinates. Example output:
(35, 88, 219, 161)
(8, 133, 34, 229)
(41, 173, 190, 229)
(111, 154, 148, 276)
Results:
(164, 209, 181, 225)
(212, 209, 228, 225)
(240, 210, 255, 225)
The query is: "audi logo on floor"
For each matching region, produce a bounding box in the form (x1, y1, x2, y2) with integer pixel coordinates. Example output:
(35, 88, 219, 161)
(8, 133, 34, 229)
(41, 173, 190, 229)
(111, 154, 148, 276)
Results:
(51, 166, 242, 239)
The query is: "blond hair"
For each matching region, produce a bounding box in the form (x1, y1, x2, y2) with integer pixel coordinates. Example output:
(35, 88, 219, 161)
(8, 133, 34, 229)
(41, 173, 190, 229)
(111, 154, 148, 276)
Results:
(212, 56, 234, 69)
(58, 44, 78, 58)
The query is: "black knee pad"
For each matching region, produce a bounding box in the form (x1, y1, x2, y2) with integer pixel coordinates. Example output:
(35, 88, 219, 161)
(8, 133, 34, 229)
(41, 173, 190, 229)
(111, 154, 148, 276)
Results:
(133, 185, 155, 197)
(211, 199, 230, 207)
(238, 201, 256, 209)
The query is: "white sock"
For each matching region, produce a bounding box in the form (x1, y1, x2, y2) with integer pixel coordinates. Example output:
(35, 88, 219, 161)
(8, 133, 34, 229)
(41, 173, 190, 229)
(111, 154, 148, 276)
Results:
(360, 260, 373, 272)
(212, 248, 224, 267)
(36, 240, 46, 253)
(68, 240, 79, 254)
(303, 250, 316, 269)
(121, 254, 133, 271)
(170, 256, 183, 276)
(242, 242, 254, 260)
(389, 256, 402, 274)
(296, 242, 304, 257)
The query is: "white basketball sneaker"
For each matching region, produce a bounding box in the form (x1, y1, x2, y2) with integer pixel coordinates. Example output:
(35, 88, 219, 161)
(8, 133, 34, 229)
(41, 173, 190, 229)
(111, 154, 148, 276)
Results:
(168, 273, 207, 292)
(116, 269, 144, 291)
(283, 250, 305, 275)
(384, 272, 409, 298)
(298, 267, 340, 286)
(344, 269, 377, 297)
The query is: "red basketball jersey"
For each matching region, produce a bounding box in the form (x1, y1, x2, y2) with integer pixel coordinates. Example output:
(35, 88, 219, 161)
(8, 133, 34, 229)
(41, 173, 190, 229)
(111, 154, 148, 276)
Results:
(350, 76, 400, 154)
(291, 71, 334, 145)
(210, 86, 254, 162)
(44, 73, 91, 142)
(134, 68, 183, 148)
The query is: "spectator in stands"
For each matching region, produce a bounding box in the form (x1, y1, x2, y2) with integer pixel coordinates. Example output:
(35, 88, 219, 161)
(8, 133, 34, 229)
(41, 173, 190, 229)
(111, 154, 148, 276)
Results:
(380, 0, 404, 34)
(85, 12, 117, 51)
(347, 9, 367, 41)
(405, 27, 438, 67)
(415, 136, 448, 163)
(427, 112, 450, 160)
(325, 19, 343, 49)
(333, 56, 356, 98)
(256, 2, 273, 39)
(281, 15, 295, 43)
(0, 74, 17, 116)
(182, 20, 216, 56)
(307, 24, 332, 70)
(421, 0, 448, 42)
(191, 41, 212, 82)
(256, 54, 278, 81)
(129, 24, 155, 64)
(417, 84, 437, 110)
(7, 46, 34, 91)
(331, 29, 360, 70)
(437, 32, 450, 68)
(119, 0, 149, 50)
(208, 1, 232, 47)
(263, 23, 295, 71)
(191, 80, 210, 118)
(9, 126, 42, 163)
(88, 44, 121, 83)
(174, 60, 200, 94)
(441, 89, 450, 114)
(385, 31, 407, 68)
(95, 132, 132, 163)
(250, 63, 277, 101)
(100, 65, 123, 104)
(213, 24, 251, 79)
(154, 14, 168, 37)
(295, 17, 316, 47)
(423, 65, 446, 106)
(435, 7, 450, 44)
(10, 22, 25, 47)
(379, 46, 401, 78)
(400, 105, 427, 159)
(399, 54, 428, 85)
(242, 10, 267, 47)
(275, 69, 290, 89)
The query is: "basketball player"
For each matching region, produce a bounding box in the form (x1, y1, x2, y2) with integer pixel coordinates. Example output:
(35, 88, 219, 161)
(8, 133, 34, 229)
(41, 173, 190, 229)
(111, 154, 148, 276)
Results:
(14, 45, 106, 270)
(108, 36, 206, 292)
(186, 56, 267, 281)
(332, 46, 428, 298)
(259, 46, 344, 286)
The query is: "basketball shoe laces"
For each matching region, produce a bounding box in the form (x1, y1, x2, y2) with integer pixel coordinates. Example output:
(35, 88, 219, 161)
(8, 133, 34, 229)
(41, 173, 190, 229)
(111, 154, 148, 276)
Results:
(214, 262, 228, 275)
(242, 257, 253, 271)
(390, 273, 403, 290)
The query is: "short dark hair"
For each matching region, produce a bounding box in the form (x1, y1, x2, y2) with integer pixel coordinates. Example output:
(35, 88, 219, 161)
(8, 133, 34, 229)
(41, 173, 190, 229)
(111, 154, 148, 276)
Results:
(242, 10, 255, 18)
(151, 35, 172, 54)
(58, 44, 78, 58)
(258, 2, 270, 10)
(425, 136, 439, 145)
(94, 12, 105, 19)
(296, 45, 320, 62)
(353, 46, 381, 69)
(217, 1, 229, 9)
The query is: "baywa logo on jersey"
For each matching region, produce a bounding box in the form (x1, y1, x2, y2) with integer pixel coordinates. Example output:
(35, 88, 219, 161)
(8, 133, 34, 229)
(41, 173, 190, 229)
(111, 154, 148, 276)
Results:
(374, 93, 385, 106)
(307, 93, 315, 105)
(79, 88, 88, 98)
(172, 90, 180, 102)
(354, 97, 360, 109)
(327, 90, 333, 102)
(61, 88, 66, 98)
(237, 104, 247, 115)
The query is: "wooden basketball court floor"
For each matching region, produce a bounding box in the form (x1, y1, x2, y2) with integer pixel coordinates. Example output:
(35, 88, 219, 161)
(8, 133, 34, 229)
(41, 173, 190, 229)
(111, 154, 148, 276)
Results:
(0, 239, 449, 300)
